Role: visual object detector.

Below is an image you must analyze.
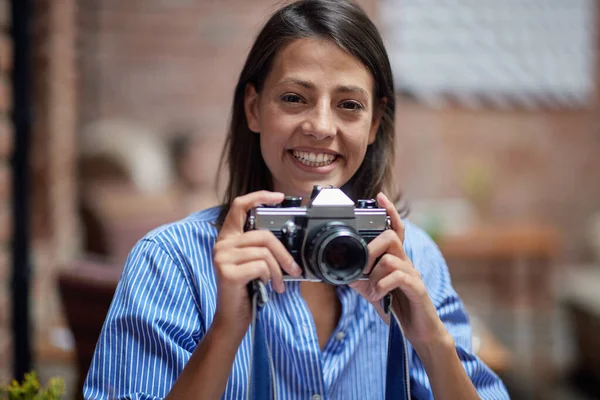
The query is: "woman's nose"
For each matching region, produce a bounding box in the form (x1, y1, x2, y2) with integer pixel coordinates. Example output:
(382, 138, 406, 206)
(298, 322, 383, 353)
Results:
(301, 104, 336, 140)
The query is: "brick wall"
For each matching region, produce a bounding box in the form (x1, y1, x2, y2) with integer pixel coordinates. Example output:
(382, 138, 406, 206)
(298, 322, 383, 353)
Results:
(0, 0, 12, 384)
(394, 104, 600, 261)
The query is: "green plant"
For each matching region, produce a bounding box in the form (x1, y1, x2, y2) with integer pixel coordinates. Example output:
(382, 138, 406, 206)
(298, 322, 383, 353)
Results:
(0, 372, 64, 400)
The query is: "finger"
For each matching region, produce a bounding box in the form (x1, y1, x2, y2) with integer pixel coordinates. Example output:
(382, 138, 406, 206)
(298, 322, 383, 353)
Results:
(364, 230, 407, 274)
(366, 254, 421, 301)
(220, 191, 285, 238)
(368, 255, 420, 289)
(375, 270, 426, 302)
(376, 192, 405, 243)
(222, 259, 271, 286)
(349, 279, 378, 304)
(370, 254, 420, 280)
(367, 254, 399, 283)
(233, 230, 302, 277)
(225, 247, 285, 293)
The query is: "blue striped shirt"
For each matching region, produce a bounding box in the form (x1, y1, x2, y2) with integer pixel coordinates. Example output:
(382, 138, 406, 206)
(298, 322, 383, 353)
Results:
(84, 206, 509, 399)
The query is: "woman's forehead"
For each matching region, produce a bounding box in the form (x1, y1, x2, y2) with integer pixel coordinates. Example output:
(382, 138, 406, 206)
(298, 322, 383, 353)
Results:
(266, 38, 374, 93)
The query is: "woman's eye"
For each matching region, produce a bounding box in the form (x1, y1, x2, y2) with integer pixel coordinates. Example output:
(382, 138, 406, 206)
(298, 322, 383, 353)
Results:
(339, 101, 364, 111)
(280, 94, 303, 103)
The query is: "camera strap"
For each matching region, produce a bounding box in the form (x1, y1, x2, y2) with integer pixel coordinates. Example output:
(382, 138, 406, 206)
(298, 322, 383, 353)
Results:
(247, 281, 410, 400)
(382, 293, 412, 400)
(247, 280, 276, 400)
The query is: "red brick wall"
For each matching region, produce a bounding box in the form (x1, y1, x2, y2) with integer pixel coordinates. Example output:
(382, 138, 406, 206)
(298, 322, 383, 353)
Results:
(0, 0, 12, 384)
(394, 104, 600, 261)
(75, 0, 599, 261)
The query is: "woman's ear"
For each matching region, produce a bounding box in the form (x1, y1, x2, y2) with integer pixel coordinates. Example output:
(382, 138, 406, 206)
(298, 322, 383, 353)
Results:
(368, 97, 387, 144)
(244, 83, 260, 133)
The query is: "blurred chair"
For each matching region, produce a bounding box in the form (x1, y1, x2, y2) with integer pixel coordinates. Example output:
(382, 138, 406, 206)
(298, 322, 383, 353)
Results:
(57, 258, 122, 400)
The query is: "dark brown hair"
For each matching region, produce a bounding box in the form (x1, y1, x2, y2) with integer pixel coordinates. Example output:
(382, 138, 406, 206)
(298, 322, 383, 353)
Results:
(216, 0, 402, 228)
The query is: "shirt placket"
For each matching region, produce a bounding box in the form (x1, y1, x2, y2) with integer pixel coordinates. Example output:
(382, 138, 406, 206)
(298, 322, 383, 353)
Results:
(322, 285, 366, 394)
(282, 282, 327, 400)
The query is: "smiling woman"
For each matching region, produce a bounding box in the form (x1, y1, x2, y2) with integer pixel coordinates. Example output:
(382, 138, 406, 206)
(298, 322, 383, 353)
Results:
(83, 1, 510, 400)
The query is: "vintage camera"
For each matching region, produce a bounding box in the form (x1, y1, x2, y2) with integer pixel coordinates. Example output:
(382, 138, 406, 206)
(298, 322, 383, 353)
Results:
(245, 186, 390, 285)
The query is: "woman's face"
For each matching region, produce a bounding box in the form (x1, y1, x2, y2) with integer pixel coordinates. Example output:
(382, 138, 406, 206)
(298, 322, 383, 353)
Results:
(245, 38, 382, 200)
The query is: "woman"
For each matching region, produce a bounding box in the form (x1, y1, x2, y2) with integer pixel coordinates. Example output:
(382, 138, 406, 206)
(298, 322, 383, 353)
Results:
(84, 1, 509, 399)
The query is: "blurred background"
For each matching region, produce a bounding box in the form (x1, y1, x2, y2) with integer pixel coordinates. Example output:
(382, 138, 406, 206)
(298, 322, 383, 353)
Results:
(1, 0, 600, 399)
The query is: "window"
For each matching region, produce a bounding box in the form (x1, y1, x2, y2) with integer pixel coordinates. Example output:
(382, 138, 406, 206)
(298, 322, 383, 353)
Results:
(381, 0, 596, 108)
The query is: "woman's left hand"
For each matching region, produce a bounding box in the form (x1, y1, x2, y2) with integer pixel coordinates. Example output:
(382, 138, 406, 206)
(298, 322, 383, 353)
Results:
(350, 193, 450, 349)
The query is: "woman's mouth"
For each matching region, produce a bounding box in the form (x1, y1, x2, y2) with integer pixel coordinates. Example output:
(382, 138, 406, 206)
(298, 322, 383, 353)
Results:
(291, 149, 338, 168)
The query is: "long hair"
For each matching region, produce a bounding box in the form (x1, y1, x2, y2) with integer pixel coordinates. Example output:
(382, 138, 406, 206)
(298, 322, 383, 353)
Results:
(216, 0, 403, 228)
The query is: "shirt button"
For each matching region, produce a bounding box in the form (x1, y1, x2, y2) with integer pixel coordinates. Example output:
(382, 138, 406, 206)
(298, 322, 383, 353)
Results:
(335, 331, 346, 341)
(303, 324, 311, 336)
(312, 395, 322, 400)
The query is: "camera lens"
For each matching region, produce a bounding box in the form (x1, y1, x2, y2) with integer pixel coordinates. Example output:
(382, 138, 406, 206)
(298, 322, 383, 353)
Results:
(304, 222, 368, 285)
(322, 234, 367, 276)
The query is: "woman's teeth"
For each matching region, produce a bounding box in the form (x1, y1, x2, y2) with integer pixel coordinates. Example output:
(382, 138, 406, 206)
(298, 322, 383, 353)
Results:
(292, 150, 337, 167)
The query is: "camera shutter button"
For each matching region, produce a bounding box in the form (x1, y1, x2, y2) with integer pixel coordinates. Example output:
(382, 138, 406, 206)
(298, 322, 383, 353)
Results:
(282, 196, 302, 207)
(357, 199, 377, 209)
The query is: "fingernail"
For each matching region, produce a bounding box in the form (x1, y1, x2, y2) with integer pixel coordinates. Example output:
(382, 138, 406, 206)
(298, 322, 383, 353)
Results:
(276, 281, 285, 294)
(291, 262, 302, 276)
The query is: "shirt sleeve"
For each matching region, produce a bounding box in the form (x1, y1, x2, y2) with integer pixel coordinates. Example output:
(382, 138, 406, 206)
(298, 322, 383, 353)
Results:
(404, 223, 510, 400)
(83, 238, 204, 400)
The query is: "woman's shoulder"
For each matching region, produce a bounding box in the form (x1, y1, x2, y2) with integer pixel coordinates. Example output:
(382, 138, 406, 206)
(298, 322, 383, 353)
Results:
(145, 206, 221, 239)
(134, 205, 222, 264)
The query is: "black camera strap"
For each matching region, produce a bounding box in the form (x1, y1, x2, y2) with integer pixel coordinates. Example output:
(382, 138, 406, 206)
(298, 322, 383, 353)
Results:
(247, 280, 411, 400)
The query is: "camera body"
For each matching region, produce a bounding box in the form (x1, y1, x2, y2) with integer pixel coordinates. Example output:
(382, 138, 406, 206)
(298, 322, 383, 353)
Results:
(245, 186, 390, 285)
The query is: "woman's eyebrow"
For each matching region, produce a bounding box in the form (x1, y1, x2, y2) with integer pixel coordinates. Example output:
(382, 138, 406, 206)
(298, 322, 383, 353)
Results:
(276, 78, 368, 98)
(335, 85, 369, 98)
(276, 78, 314, 89)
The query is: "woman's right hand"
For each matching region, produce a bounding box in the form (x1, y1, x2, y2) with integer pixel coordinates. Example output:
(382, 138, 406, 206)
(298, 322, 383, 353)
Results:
(212, 191, 302, 337)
